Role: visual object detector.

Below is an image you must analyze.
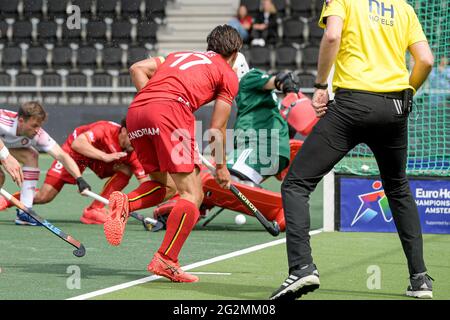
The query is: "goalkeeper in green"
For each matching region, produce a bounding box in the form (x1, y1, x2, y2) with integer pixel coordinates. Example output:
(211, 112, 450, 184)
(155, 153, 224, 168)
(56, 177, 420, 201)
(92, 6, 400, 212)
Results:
(228, 53, 298, 185)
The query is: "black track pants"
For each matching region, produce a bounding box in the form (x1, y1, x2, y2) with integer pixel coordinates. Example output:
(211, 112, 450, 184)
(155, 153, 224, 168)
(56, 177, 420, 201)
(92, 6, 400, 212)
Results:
(281, 89, 426, 275)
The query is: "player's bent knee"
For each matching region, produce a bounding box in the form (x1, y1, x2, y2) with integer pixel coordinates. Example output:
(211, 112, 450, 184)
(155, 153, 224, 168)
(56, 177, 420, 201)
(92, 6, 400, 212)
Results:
(34, 189, 57, 204)
(178, 191, 202, 208)
(34, 194, 52, 204)
(165, 185, 177, 200)
(188, 190, 204, 208)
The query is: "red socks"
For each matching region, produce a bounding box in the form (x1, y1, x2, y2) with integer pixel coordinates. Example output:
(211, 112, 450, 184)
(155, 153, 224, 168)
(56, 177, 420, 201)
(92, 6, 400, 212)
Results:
(127, 180, 166, 212)
(89, 174, 166, 213)
(158, 199, 199, 262)
(89, 172, 131, 209)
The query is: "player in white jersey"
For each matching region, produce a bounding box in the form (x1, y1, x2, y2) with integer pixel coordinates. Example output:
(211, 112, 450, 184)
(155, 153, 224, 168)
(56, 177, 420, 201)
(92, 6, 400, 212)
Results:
(0, 101, 91, 225)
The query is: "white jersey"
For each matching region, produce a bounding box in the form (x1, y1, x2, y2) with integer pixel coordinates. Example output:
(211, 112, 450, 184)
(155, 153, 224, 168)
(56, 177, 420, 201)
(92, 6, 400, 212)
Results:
(0, 109, 56, 152)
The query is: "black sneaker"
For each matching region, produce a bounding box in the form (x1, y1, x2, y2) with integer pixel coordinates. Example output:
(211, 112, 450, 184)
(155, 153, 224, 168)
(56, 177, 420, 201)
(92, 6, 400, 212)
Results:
(269, 264, 320, 300)
(406, 274, 433, 299)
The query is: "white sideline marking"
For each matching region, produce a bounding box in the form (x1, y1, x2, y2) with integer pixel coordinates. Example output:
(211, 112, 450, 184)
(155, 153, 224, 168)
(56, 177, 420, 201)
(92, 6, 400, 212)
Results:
(67, 229, 323, 300)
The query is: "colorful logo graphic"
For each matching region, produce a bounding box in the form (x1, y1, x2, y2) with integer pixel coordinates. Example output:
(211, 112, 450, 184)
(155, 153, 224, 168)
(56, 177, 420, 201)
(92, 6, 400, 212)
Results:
(340, 177, 450, 234)
(351, 181, 393, 226)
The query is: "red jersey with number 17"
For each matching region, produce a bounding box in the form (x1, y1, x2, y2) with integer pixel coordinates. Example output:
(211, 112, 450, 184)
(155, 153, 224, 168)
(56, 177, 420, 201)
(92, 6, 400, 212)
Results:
(129, 51, 239, 113)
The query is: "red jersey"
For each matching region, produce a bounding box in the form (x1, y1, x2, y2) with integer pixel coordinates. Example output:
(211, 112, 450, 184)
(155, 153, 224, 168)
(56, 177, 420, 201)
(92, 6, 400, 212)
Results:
(130, 51, 239, 112)
(64, 121, 146, 179)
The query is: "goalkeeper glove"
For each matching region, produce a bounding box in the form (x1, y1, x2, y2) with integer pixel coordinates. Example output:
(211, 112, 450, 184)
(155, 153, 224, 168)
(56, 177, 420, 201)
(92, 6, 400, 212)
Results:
(274, 72, 299, 94)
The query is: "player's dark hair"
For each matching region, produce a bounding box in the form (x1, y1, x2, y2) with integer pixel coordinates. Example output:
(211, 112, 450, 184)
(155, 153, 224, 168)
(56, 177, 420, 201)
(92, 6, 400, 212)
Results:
(18, 101, 47, 122)
(207, 25, 243, 58)
(120, 118, 127, 129)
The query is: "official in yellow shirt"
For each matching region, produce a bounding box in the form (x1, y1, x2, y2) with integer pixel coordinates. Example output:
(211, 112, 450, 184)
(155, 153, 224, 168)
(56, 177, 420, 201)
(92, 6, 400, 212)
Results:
(318, 0, 428, 93)
(272, 0, 435, 300)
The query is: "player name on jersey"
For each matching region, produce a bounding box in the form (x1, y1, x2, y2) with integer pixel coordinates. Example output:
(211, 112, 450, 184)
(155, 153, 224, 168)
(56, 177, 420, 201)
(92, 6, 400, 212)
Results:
(128, 128, 161, 140)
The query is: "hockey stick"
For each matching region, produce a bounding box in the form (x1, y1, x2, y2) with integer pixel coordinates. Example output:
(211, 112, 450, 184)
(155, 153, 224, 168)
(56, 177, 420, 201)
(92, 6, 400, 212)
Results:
(0, 188, 86, 257)
(202, 208, 225, 227)
(130, 211, 164, 232)
(198, 154, 280, 236)
(82, 190, 164, 232)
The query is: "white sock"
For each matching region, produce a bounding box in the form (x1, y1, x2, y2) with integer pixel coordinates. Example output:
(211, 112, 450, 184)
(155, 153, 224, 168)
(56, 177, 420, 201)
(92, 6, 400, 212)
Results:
(21, 167, 40, 209)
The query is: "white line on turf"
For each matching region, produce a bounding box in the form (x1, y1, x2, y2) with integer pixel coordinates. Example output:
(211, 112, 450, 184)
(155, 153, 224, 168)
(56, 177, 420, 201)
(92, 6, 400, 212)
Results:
(67, 229, 323, 300)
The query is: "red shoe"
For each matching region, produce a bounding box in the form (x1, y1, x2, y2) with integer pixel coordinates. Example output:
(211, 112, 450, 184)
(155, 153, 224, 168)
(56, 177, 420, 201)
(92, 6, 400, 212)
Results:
(0, 196, 10, 211)
(80, 207, 108, 225)
(147, 252, 199, 283)
(103, 191, 129, 246)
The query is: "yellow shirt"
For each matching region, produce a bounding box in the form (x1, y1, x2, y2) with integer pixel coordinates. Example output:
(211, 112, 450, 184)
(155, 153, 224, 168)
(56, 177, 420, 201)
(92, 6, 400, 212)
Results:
(319, 0, 427, 93)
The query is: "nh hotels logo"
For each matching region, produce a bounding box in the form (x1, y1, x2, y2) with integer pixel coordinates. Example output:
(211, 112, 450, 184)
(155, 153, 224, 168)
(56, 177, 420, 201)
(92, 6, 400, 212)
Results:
(369, 0, 395, 19)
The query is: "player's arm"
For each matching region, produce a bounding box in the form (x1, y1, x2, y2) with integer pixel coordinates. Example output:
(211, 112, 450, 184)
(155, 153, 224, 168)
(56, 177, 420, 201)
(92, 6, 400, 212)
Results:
(129, 157, 151, 183)
(71, 133, 126, 163)
(316, 15, 343, 85)
(408, 41, 434, 91)
(47, 144, 91, 193)
(209, 99, 232, 189)
(240, 67, 297, 94)
(129, 57, 164, 92)
(406, 7, 434, 92)
(0, 139, 23, 186)
(262, 77, 276, 90)
(313, 15, 343, 117)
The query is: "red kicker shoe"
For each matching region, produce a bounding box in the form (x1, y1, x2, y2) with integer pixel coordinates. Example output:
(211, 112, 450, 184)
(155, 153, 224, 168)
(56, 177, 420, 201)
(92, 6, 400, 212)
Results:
(80, 207, 108, 225)
(103, 191, 129, 246)
(0, 195, 10, 211)
(148, 252, 199, 283)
